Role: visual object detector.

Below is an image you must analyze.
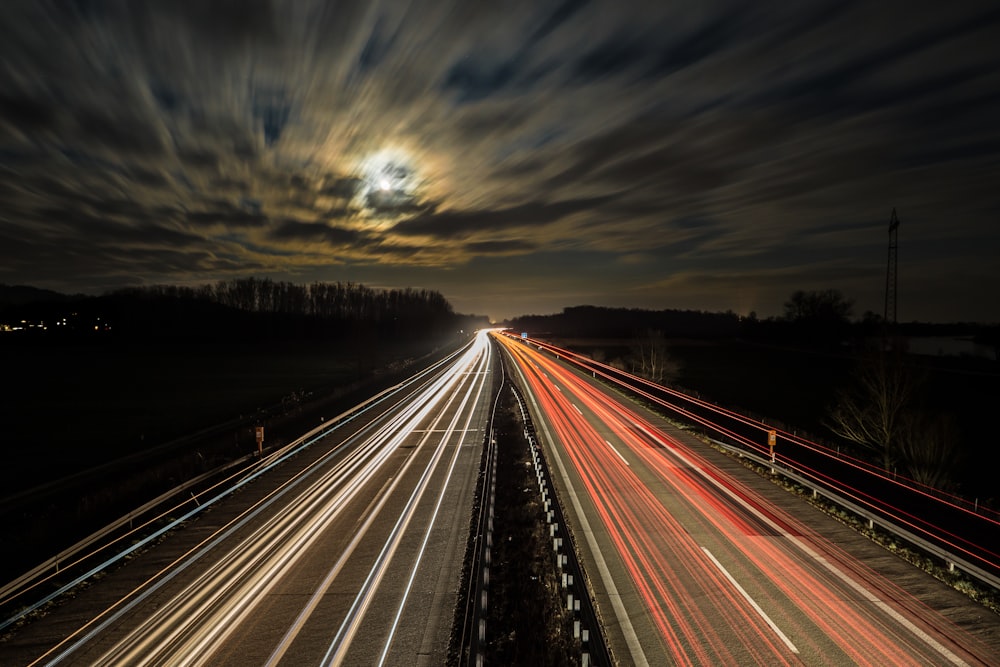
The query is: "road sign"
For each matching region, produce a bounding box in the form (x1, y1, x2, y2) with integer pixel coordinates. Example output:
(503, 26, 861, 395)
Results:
(256, 426, 264, 455)
(768, 429, 776, 463)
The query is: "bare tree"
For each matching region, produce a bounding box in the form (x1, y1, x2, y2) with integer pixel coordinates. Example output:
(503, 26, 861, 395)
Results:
(896, 412, 962, 491)
(825, 350, 920, 469)
(828, 350, 964, 490)
(630, 329, 677, 385)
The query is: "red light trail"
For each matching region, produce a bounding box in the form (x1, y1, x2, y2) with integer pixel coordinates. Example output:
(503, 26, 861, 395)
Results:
(496, 333, 992, 665)
(523, 335, 1000, 575)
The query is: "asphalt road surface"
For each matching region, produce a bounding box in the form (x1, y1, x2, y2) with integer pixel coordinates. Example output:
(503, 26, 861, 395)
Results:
(496, 332, 1000, 666)
(3, 331, 496, 666)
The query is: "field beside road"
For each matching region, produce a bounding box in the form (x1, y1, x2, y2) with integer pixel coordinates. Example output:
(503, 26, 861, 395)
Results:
(0, 335, 462, 583)
(1, 337, 437, 493)
(544, 336, 1000, 502)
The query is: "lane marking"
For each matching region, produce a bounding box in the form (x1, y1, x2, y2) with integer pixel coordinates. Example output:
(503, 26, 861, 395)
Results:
(632, 420, 969, 666)
(572, 403, 582, 415)
(783, 539, 968, 666)
(604, 440, 630, 466)
(701, 547, 799, 654)
(378, 349, 493, 665)
(511, 362, 649, 667)
(410, 428, 483, 433)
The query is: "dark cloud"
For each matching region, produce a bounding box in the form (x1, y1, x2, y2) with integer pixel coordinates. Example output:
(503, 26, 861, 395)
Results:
(253, 87, 292, 147)
(464, 239, 538, 255)
(72, 108, 167, 157)
(178, 148, 222, 170)
(365, 189, 435, 217)
(572, 33, 651, 81)
(143, 0, 280, 52)
(268, 220, 362, 246)
(319, 177, 363, 200)
(531, 0, 591, 45)
(442, 58, 523, 104)
(356, 16, 400, 74)
(186, 207, 268, 228)
(0, 0, 998, 321)
(391, 194, 619, 239)
(569, 10, 748, 84)
(0, 94, 60, 132)
(645, 12, 745, 78)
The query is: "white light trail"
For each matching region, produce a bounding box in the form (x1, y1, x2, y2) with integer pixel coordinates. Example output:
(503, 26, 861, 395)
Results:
(38, 333, 493, 666)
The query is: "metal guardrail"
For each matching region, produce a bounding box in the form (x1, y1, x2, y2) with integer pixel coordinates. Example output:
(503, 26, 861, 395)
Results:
(709, 438, 1000, 593)
(515, 334, 1000, 596)
(0, 454, 252, 605)
(509, 380, 611, 667)
(457, 346, 502, 667)
(1, 341, 475, 626)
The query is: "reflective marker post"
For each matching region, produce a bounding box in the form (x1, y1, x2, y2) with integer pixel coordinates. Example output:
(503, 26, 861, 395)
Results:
(256, 425, 264, 457)
(768, 429, 776, 472)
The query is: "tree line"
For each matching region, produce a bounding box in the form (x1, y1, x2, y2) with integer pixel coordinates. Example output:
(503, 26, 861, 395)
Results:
(509, 291, 997, 494)
(508, 293, 997, 351)
(2, 278, 463, 343)
(509, 305, 742, 339)
(116, 278, 454, 323)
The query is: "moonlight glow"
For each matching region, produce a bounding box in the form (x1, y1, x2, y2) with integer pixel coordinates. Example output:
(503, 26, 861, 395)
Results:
(1, 2, 998, 323)
(353, 148, 428, 221)
(360, 150, 416, 198)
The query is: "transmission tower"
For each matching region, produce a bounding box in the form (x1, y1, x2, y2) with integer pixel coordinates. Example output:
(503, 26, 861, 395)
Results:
(884, 208, 899, 324)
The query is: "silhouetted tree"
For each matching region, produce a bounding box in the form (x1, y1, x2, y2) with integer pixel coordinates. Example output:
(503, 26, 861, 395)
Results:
(629, 329, 677, 385)
(783, 289, 854, 345)
(824, 349, 962, 491)
(825, 350, 918, 469)
(897, 412, 962, 491)
(101, 279, 455, 342)
(783, 289, 853, 323)
(509, 306, 740, 339)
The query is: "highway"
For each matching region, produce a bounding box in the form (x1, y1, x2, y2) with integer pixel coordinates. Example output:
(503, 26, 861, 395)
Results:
(522, 336, 1000, 582)
(496, 332, 999, 666)
(4, 330, 496, 666)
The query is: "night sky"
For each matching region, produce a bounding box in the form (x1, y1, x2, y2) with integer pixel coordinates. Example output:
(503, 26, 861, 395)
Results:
(2, 1, 999, 322)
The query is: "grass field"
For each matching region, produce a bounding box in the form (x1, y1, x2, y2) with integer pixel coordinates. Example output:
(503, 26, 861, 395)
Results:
(0, 336, 439, 494)
(547, 336, 999, 502)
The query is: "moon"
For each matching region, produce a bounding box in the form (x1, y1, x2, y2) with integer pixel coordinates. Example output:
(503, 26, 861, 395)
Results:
(354, 148, 425, 218)
(361, 149, 414, 197)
